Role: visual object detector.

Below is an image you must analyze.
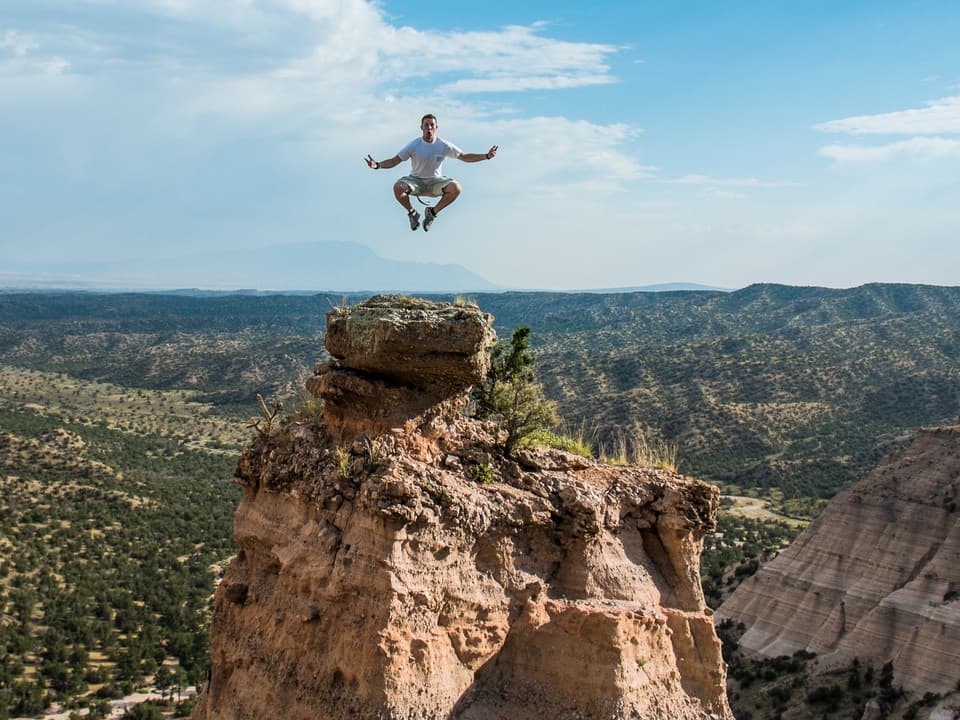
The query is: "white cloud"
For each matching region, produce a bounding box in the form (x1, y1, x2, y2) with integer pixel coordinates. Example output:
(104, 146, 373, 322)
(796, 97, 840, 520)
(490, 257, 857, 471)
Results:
(19, 1, 621, 132)
(441, 74, 616, 93)
(1, 0, 648, 230)
(814, 96, 960, 135)
(381, 24, 617, 93)
(707, 189, 747, 200)
(667, 174, 797, 188)
(652, 173, 798, 201)
(1, 30, 39, 56)
(474, 116, 653, 198)
(75, 0, 272, 28)
(818, 136, 960, 163)
(0, 29, 74, 94)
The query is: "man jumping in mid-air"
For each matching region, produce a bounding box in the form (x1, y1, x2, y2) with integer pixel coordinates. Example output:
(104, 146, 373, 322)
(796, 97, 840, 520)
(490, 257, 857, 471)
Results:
(365, 114, 498, 232)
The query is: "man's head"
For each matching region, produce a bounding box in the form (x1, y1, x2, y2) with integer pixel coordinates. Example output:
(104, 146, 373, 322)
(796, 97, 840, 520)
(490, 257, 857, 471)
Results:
(420, 114, 438, 142)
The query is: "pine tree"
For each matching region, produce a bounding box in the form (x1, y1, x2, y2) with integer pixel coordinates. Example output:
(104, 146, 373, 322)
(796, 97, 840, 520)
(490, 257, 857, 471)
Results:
(475, 326, 556, 454)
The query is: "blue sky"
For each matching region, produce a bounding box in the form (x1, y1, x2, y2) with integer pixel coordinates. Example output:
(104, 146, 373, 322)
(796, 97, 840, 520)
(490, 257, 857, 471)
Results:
(1, 0, 958, 290)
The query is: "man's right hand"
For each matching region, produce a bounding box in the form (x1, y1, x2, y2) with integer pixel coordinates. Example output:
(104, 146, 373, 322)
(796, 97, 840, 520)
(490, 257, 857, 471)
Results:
(365, 154, 379, 169)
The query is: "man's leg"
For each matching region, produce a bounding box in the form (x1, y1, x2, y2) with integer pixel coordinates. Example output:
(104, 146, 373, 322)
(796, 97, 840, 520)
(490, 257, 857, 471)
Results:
(394, 180, 421, 230)
(393, 181, 415, 212)
(431, 181, 461, 215)
(422, 181, 460, 231)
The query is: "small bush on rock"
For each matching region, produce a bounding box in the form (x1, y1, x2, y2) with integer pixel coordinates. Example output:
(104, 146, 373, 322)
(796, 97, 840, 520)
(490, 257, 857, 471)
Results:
(474, 326, 557, 455)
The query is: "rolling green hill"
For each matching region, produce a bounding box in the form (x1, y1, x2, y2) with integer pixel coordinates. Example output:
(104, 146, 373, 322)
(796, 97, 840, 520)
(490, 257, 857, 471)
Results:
(5, 284, 957, 502)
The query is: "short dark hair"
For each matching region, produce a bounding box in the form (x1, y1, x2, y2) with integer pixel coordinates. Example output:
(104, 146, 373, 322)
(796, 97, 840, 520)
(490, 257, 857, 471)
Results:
(421, 113, 438, 125)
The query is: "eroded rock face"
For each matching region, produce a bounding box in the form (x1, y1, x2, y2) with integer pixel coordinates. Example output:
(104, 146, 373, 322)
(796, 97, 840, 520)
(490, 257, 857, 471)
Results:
(194, 296, 732, 720)
(717, 426, 960, 696)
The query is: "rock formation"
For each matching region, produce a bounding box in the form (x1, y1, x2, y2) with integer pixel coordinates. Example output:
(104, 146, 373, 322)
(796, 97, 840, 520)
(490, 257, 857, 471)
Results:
(193, 295, 732, 720)
(716, 425, 960, 696)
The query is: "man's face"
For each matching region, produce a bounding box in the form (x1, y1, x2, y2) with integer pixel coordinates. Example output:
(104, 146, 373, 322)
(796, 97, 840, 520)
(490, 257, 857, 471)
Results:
(421, 118, 438, 142)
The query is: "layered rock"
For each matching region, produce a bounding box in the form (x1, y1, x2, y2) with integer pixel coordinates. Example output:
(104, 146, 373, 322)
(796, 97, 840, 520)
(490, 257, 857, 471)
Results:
(194, 295, 732, 720)
(307, 295, 496, 440)
(717, 426, 960, 695)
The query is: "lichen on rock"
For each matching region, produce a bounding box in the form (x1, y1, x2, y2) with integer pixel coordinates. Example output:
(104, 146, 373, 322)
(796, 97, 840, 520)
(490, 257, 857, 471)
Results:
(193, 295, 732, 720)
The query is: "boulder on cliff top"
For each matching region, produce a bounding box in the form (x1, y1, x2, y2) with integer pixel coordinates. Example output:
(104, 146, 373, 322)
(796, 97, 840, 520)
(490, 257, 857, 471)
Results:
(308, 295, 497, 440)
(324, 294, 496, 397)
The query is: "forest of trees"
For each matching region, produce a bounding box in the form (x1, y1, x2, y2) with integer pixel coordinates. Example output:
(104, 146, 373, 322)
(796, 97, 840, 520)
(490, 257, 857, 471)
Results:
(0, 403, 237, 718)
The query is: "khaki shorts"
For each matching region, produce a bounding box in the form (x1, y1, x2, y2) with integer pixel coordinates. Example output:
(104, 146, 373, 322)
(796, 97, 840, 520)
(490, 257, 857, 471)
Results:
(398, 175, 456, 198)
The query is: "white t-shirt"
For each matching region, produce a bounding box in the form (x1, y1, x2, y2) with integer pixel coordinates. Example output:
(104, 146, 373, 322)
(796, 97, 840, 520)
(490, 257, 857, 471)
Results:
(397, 137, 463, 178)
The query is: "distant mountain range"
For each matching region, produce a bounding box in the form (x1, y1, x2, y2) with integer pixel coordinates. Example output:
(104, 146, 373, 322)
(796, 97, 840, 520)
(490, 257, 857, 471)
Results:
(572, 282, 732, 293)
(2, 241, 727, 294)
(1, 241, 500, 294)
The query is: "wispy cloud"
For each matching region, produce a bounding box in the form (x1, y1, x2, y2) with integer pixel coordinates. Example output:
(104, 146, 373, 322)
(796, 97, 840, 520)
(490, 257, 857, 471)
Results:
(8, 2, 623, 129)
(814, 95, 960, 164)
(393, 24, 618, 94)
(441, 74, 616, 93)
(666, 174, 798, 188)
(82, 0, 274, 27)
(814, 96, 960, 135)
(0, 28, 75, 98)
(483, 117, 654, 198)
(0, 0, 647, 210)
(707, 189, 747, 200)
(1, 29, 38, 57)
(818, 136, 960, 163)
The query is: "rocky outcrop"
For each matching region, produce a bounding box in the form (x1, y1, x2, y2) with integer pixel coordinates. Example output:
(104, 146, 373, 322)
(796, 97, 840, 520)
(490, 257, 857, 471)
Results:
(716, 426, 960, 696)
(307, 295, 496, 441)
(194, 295, 732, 720)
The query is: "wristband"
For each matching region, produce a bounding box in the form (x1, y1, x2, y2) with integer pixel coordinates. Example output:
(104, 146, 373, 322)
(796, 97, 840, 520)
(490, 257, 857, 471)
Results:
(485, 153, 491, 160)
(374, 161, 380, 169)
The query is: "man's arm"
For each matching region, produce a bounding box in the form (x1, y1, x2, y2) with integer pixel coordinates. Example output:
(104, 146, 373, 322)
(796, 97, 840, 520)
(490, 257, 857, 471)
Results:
(365, 154, 403, 170)
(458, 145, 499, 163)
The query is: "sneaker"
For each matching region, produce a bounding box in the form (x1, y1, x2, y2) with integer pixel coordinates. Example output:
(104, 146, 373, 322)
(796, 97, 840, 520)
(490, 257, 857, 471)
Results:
(407, 209, 420, 231)
(423, 207, 437, 232)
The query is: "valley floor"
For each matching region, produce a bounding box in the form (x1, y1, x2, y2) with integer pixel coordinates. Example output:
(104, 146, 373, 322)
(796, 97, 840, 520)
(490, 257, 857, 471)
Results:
(18, 686, 197, 720)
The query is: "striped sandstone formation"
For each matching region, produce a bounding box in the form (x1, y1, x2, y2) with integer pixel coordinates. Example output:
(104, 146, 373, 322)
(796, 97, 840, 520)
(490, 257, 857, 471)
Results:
(717, 425, 960, 696)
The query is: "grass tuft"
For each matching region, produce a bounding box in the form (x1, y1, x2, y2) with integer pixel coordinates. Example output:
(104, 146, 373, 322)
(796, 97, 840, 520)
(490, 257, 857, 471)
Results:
(333, 446, 351, 478)
(522, 421, 595, 459)
(600, 426, 681, 472)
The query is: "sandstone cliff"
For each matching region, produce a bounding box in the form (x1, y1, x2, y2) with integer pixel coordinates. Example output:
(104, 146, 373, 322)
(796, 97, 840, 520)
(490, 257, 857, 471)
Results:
(717, 425, 960, 696)
(193, 295, 732, 720)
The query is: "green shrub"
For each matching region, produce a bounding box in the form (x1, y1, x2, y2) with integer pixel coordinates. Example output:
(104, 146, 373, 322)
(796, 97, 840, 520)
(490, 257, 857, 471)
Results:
(471, 463, 495, 484)
(475, 327, 557, 455)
